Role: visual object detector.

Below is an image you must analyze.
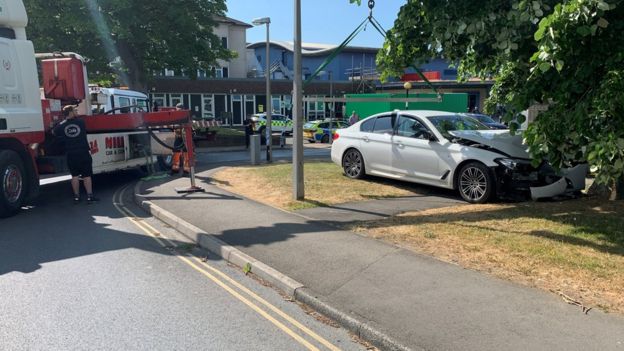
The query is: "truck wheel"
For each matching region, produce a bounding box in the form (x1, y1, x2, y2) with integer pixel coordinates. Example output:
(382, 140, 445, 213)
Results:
(0, 150, 26, 218)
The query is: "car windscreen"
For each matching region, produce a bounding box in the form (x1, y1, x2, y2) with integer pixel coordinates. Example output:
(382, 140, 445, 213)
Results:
(427, 115, 489, 139)
(470, 114, 496, 124)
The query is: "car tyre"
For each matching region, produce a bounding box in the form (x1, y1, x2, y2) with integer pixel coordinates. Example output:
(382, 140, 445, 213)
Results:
(0, 150, 26, 218)
(342, 149, 365, 179)
(457, 162, 495, 204)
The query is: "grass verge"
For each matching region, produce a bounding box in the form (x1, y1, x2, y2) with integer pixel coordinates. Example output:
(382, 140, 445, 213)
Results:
(347, 200, 624, 314)
(211, 161, 420, 210)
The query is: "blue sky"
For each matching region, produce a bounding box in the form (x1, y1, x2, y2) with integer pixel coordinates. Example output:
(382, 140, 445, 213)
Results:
(226, 0, 404, 48)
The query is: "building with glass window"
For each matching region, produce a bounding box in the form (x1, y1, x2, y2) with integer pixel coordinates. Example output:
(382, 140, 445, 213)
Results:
(149, 16, 494, 126)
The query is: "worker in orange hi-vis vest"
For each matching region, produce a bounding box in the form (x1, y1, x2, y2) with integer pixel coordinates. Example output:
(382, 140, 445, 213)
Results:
(171, 103, 190, 175)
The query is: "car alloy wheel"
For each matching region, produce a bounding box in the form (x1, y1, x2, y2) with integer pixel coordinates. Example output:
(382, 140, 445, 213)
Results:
(343, 149, 365, 179)
(458, 162, 494, 203)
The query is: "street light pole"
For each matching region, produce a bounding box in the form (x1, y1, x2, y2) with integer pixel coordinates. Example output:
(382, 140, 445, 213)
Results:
(329, 71, 334, 144)
(265, 21, 272, 162)
(253, 17, 272, 162)
(293, 0, 304, 200)
(403, 81, 412, 110)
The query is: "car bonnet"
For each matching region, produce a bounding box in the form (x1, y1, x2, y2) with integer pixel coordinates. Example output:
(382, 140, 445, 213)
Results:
(448, 130, 530, 158)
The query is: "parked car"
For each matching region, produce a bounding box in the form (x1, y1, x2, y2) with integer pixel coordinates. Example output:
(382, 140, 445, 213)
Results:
(331, 110, 586, 203)
(303, 120, 347, 143)
(251, 113, 293, 135)
(465, 113, 508, 130)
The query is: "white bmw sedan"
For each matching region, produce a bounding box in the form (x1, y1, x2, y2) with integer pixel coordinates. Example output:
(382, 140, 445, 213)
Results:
(331, 110, 548, 203)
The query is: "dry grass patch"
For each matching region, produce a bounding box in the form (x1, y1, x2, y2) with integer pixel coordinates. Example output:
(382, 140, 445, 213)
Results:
(348, 199, 624, 313)
(212, 161, 418, 210)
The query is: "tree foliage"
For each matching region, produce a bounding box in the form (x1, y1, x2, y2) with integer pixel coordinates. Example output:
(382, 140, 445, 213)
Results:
(23, 0, 235, 90)
(362, 0, 624, 185)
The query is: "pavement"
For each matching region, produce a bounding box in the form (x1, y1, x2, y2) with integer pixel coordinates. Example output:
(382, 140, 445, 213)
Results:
(134, 157, 624, 351)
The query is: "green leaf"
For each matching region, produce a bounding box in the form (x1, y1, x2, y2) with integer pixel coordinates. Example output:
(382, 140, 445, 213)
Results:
(539, 62, 551, 72)
(555, 60, 564, 71)
(597, 18, 609, 28)
(597, 1, 610, 11)
(576, 26, 591, 36)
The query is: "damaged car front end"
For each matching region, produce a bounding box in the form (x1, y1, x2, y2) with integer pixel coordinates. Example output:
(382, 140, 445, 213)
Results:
(450, 130, 588, 200)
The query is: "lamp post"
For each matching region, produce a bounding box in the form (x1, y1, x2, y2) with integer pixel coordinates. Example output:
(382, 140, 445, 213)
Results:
(403, 81, 412, 110)
(252, 17, 272, 162)
(293, 0, 304, 200)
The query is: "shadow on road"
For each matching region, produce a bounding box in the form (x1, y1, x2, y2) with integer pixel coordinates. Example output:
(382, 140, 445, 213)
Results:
(0, 172, 208, 276)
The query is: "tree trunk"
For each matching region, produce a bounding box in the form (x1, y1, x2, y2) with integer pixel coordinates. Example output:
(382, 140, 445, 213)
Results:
(117, 41, 147, 92)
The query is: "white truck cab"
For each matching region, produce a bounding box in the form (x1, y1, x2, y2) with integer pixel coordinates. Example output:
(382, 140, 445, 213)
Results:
(0, 0, 44, 135)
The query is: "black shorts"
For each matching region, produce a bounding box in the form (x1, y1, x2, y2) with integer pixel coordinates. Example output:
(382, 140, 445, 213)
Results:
(67, 151, 93, 177)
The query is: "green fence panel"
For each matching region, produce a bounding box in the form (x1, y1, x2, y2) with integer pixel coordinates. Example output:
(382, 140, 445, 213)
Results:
(345, 93, 469, 120)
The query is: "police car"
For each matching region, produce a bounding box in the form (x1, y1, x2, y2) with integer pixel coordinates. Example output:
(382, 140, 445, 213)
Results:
(251, 113, 293, 135)
(303, 119, 347, 143)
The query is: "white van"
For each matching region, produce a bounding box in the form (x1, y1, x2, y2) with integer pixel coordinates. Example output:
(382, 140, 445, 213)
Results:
(90, 86, 149, 114)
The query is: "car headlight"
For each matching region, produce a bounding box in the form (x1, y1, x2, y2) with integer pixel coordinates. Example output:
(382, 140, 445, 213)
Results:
(495, 158, 531, 170)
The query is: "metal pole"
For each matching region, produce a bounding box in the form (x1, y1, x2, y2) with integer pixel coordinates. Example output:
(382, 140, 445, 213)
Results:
(293, 0, 304, 200)
(265, 22, 272, 162)
(329, 71, 333, 144)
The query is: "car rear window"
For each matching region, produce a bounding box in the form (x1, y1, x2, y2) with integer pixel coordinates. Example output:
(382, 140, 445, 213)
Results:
(360, 118, 375, 132)
(372, 116, 393, 134)
(318, 122, 329, 128)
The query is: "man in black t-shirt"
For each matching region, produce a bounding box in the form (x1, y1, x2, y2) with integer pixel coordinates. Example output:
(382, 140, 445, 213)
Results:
(53, 106, 98, 204)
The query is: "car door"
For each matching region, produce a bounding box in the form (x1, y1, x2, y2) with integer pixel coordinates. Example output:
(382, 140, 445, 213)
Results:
(391, 115, 443, 184)
(359, 115, 394, 175)
(270, 114, 284, 133)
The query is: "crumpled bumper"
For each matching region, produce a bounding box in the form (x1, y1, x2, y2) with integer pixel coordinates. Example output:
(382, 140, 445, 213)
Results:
(529, 164, 589, 200)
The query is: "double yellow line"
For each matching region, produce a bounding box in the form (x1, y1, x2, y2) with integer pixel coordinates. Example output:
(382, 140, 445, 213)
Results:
(113, 186, 342, 351)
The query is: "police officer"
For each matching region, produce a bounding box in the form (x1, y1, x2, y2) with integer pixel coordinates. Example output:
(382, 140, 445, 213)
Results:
(53, 105, 98, 204)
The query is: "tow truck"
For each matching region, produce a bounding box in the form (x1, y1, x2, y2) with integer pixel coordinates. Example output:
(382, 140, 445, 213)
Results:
(0, 1, 197, 217)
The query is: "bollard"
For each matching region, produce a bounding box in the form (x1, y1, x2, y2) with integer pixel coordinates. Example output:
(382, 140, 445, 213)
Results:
(250, 134, 261, 165)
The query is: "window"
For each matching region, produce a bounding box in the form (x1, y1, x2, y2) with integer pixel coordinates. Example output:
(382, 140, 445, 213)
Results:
(202, 95, 214, 119)
(119, 97, 131, 113)
(318, 122, 329, 129)
(197, 69, 208, 78)
(272, 97, 281, 114)
(396, 116, 429, 139)
(372, 116, 393, 134)
(137, 99, 148, 111)
(151, 94, 166, 110)
(211, 66, 223, 78)
(170, 94, 183, 107)
(222, 67, 229, 78)
(221, 37, 228, 49)
(360, 118, 375, 133)
(0, 27, 16, 39)
(164, 69, 175, 77)
(427, 115, 488, 139)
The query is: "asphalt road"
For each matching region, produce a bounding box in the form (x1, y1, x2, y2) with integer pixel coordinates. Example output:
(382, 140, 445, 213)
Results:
(0, 171, 363, 351)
